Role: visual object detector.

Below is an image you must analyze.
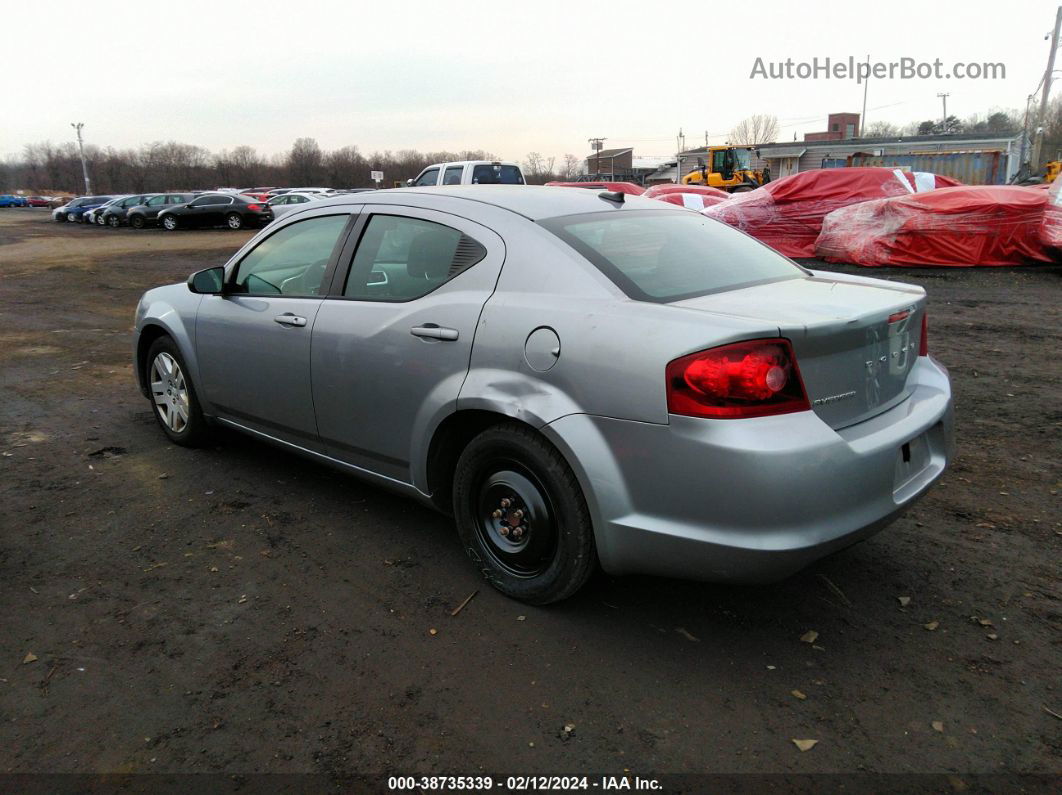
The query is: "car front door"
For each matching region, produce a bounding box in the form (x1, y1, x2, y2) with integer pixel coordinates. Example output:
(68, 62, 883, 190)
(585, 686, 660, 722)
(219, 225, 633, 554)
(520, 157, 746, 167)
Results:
(182, 195, 217, 226)
(310, 206, 505, 485)
(413, 168, 440, 187)
(195, 211, 356, 447)
(142, 194, 167, 219)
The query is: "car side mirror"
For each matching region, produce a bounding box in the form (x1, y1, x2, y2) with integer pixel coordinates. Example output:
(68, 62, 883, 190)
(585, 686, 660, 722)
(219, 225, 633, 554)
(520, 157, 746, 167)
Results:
(187, 266, 225, 294)
(405, 179, 414, 187)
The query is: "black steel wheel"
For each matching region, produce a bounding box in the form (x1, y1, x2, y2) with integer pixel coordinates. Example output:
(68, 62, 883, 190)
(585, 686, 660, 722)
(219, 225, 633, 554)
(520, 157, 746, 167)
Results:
(454, 422, 595, 604)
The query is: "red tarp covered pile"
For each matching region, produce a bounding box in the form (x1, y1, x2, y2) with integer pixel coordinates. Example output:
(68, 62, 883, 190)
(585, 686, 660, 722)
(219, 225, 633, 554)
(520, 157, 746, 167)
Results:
(642, 183, 731, 210)
(703, 167, 962, 257)
(815, 185, 1062, 266)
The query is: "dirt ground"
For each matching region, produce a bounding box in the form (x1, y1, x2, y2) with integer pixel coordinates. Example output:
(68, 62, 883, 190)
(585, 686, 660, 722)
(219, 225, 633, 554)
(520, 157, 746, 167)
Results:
(0, 209, 1059, 785)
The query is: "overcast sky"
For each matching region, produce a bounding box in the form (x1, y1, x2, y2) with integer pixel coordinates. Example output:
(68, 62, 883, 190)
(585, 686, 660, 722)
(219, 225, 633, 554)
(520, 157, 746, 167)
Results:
(1, 0, 1055, 163)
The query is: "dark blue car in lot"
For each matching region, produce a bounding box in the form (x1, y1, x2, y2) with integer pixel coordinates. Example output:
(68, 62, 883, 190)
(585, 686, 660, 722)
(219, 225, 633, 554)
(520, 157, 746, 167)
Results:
(53, 196, 115, 223)
(0, 195, 29, 207)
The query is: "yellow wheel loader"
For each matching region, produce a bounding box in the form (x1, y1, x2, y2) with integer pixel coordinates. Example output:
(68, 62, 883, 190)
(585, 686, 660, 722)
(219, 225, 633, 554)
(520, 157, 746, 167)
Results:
(681, 146, 770, 192)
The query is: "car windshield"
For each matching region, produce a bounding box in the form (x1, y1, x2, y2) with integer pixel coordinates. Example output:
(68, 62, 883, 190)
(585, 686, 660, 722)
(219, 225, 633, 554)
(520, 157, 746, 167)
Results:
(471, 164, 524, 184)
(541, 210, 804, 303)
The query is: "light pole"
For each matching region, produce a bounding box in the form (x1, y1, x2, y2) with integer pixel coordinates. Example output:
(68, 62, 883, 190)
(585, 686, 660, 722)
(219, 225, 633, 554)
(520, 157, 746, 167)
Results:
(936, 93, 950, 133)
(71, 122, 91, 194)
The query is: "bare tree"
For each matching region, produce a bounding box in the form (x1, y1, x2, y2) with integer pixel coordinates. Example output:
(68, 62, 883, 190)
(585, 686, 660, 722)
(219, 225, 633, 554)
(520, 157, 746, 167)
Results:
(522, 152, 557, 184)
(861, 120, 899, 138)
(287, 137, 324, 186)
(728, 114, 780, 145)
(561, 154, 581, 180)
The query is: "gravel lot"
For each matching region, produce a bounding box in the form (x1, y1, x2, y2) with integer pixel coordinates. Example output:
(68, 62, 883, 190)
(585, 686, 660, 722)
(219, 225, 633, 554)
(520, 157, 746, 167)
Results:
(1, 209, 1059, 783)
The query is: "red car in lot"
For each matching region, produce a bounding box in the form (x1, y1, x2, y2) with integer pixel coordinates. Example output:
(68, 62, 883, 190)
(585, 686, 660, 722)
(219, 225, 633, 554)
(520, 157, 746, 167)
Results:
(241, 187, 278, 202)
(26, 196, 52, 207)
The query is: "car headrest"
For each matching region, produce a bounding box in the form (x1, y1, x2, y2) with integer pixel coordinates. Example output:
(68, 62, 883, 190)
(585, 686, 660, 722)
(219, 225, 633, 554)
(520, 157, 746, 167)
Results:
(406, 230, 454, 280)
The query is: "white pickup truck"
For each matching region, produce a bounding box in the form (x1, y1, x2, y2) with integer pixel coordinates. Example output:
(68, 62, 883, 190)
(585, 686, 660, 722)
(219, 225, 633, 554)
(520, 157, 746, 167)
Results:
(407, 160, 525, 187)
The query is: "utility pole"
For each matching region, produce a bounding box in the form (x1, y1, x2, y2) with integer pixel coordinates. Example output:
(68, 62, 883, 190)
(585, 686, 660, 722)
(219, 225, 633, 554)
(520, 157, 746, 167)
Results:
(936, 93, 950, 133)
(1019, 93, 1036, 171)
(587, 137, 605, 178)
(1031, 5, 1062, 170)
(71, 122, 91, 194)
(860, 54, 870, 136)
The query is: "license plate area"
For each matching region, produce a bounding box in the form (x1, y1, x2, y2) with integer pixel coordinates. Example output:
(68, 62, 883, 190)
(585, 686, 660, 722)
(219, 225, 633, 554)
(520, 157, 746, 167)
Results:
(893, 432, 931, 495)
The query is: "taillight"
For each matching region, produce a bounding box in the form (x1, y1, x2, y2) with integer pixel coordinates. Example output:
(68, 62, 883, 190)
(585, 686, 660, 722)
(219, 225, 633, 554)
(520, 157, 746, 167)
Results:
(247, 203, 262, 211)
(666, 338, 810, 419)
(919, 313, 928, 356)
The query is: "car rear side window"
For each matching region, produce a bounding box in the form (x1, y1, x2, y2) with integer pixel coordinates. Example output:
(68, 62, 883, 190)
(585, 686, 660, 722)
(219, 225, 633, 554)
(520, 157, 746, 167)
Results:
(471, 165, 523, 184)
(541, 210, 804, 303)
(233, 214, 349, 296)
(442, 166, 464, 185)
(343, 215, 486, 302)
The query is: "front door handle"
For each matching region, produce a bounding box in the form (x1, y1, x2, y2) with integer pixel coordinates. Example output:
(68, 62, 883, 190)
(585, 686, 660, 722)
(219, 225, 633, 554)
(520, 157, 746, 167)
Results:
(274, 314, 307, 327)
(410, 324, 459, 341)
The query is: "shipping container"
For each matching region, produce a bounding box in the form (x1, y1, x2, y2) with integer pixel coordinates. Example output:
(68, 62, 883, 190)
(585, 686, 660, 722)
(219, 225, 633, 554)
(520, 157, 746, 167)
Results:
(847, 151, 1007, 185)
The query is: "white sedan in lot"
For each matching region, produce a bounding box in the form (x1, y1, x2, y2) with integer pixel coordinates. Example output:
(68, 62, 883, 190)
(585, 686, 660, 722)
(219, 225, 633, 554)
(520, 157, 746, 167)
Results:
(265, 191, 329, 218)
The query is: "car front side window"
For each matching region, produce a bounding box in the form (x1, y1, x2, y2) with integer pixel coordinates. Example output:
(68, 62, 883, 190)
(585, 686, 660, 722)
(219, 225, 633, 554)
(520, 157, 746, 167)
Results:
(233, 214, 349, 297)
(413, 168, 439, 187)
(343, 214, 486, 302)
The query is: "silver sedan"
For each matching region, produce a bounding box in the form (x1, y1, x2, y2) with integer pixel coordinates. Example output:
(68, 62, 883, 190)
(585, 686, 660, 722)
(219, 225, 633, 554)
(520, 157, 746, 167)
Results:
(133, 186, 954, 603)
(265, 191, 328, 218)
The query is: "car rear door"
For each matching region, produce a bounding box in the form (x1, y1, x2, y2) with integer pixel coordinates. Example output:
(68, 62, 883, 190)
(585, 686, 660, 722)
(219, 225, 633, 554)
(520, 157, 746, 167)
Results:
(194, 210, 357, 447)
(310, 205, 505, 485)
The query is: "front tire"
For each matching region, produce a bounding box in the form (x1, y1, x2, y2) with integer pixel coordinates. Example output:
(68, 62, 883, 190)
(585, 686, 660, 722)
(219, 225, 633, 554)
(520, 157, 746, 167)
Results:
(129, 215, 145, 229)
(55, 213, 66, 222)
(108, 215, 121, 228)
(453, 422, 595, 604)
(161, 214, 178, 231)
(144, 336, 210, 447)
(226, 212, 243, 230)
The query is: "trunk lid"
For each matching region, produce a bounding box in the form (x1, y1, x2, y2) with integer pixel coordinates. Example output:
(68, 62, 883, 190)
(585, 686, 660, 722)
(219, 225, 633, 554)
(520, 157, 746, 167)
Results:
(672, 272, 926, 429)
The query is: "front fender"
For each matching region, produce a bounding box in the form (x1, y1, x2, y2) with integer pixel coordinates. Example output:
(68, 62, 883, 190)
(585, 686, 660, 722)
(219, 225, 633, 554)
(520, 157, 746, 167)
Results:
(134, 288, 203, 401)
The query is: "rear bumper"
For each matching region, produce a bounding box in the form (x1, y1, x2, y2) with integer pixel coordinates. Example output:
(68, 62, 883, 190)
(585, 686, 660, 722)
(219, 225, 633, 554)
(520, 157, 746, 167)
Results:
(543, 356, 954, 583)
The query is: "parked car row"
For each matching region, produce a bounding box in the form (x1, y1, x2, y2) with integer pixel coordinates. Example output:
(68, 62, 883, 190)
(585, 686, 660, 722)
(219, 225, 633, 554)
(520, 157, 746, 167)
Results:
(50, 192, 274, 230)
(1, 194, 66, 208)
(46, 186, 377, 231)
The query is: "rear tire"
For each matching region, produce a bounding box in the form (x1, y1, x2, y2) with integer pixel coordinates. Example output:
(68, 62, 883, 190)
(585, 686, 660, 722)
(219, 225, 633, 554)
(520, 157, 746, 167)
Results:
(453, 422, 595, 604)
(226, 212, 243, 230)
(144, 336, 210, 447)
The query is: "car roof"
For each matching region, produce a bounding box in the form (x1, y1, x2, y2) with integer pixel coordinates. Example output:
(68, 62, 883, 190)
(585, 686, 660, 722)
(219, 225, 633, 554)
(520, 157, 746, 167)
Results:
(310, 184, 674, 221)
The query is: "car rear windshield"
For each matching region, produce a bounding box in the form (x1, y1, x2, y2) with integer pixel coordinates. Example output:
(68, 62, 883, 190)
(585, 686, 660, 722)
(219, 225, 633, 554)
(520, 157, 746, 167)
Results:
(540, 209, 805, 303)
(471, 164, 524, 184)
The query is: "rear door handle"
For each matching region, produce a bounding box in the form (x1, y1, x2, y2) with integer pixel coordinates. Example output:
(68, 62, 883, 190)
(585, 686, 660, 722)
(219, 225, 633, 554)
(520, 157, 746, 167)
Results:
(410, 324, 459, 341)
(274, 314, 307, 327)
